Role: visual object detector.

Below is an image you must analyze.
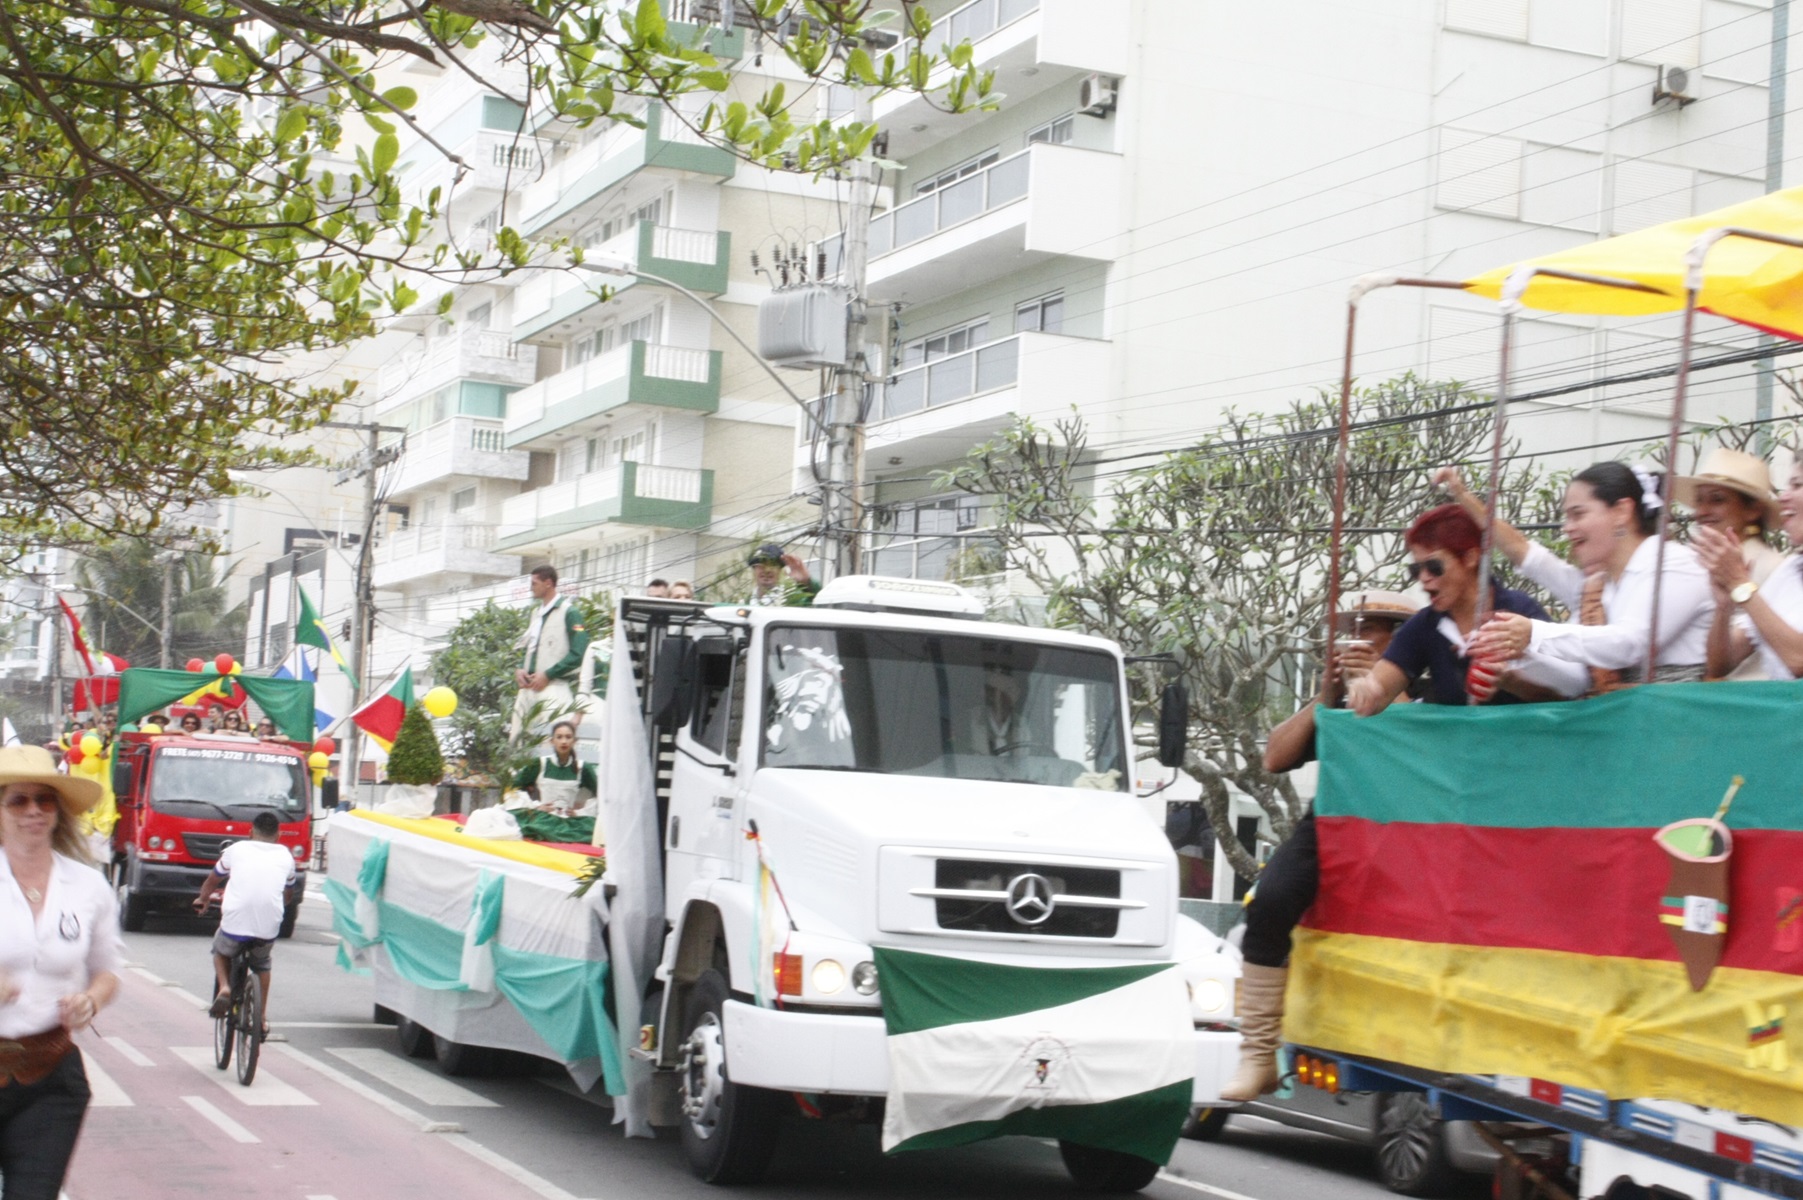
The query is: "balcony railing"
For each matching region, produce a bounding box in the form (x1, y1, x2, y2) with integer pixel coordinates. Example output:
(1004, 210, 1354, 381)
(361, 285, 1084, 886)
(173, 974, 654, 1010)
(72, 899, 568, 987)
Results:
(823, 149, 1031, 270)
(386, 415, 527, 495)
(512, 222, 730, 330)
(376, 327, 538, 401)
(881, 335, 1021, 421)
(504, 341, 715, 433)
(497, 461, 708, 539)
(935, 0, 1040, 50)
(376, 518, 501, 565)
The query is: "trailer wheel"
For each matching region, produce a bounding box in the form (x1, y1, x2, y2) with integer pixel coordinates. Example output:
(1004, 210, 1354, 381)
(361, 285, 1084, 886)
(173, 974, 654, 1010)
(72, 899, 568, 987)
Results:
(678, 968, 780, 1185)
(1184, 1106, 1229, 1141)
(1058, 1141, 1161, 1193)
(1373, 1092, 1457, 1196)
(433, 1033, 493, 1077)
(396, 1016, 435, 1059)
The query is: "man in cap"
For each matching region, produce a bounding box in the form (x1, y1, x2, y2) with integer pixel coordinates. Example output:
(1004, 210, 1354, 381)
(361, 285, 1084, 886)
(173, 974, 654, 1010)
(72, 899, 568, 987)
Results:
(748, 544, 819, 607)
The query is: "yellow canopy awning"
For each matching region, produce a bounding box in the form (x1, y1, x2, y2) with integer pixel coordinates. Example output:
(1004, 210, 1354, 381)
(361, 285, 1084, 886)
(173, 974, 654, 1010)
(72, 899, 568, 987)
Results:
(1463, 186, 1803, 339)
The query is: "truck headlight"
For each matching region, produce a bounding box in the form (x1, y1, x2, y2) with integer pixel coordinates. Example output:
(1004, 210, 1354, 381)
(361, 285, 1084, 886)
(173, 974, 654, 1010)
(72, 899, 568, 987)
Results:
(851, 961, 879, 995)
(811, 959, 846, 995)
(1190, 978, 1229, 1016)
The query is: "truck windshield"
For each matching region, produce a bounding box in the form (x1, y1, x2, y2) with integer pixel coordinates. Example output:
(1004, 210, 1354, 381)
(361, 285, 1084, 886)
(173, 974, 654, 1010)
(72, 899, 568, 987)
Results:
(761, 626, 1127, 789)
(150, 746, 307, 820)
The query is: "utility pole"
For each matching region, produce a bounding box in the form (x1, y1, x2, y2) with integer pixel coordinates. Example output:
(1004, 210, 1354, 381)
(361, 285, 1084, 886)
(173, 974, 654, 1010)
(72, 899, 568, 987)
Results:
(158, 554, 174, 669)
(332, 420, 404, 803)
(1757, 0, 1790, 450)
(824, 87, 876, 579)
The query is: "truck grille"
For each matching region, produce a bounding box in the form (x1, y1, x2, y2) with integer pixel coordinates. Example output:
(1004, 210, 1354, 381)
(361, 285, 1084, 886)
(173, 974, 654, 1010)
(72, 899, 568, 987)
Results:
(921, 858, 1135, 939)
(182, 834, 240, 862)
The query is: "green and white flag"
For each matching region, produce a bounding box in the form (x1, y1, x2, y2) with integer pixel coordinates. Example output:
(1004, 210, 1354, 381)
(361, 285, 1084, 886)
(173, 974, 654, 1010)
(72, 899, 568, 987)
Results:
(875, 948, 1195, 1163)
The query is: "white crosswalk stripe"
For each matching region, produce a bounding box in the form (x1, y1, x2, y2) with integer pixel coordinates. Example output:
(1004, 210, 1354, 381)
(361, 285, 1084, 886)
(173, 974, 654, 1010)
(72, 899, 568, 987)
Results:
(82, 1056, 132, 1107)
(101, 1036, 156, 1067)
(181, 1095, 260, 1143)
(325, 1048, 498, 1107)
(169, 1046, 318, 1106)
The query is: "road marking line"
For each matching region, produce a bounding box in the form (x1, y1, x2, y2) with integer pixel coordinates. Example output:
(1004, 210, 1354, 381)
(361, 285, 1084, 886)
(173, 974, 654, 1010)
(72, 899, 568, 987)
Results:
(1156, 1173, 1264, 1200)
(169, 1047, 317, 1106)
(182, 1095, 260, 1144)
(326, 1048, 499, 1107)
(102, 1036, 156, 1067)
(440, 1132, 593, 1200)
(269, 1044, 460, 1132)
(127, 966, 166, 986)
(275, 1021, 381, 1029)
(82, 1057, 132, 1107)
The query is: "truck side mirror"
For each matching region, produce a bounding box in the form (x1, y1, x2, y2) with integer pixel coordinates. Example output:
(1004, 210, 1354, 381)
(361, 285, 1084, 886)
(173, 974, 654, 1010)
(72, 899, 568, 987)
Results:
(649, 639, 698, 726)
(112, 757, 133, 798)
(1156, 683, 1188, 769)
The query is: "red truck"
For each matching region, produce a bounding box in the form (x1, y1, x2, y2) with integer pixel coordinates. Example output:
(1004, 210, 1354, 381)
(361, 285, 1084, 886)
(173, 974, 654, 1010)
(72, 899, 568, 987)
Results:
(109, 727, 313, 935)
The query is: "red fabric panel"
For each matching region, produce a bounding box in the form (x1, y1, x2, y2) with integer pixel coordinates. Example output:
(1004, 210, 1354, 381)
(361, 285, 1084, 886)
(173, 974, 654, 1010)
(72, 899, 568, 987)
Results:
(1307, 815, 1803, 976)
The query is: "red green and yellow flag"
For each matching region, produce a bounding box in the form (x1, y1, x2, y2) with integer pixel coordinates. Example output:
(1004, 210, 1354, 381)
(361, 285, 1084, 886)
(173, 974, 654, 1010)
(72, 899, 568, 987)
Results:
(296, 585, 358, 688)
(1290, 684, 1803, 1126)
(350, 667, 413, 752)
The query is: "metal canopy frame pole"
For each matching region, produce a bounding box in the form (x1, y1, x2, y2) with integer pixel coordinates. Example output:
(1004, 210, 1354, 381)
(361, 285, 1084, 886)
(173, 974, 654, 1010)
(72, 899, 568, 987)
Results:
(1647, 225, 1803, 682)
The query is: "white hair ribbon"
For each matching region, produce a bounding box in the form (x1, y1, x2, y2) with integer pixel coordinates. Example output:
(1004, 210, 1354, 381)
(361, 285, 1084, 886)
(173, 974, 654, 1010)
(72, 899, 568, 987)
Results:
(1631, 465, 1665, 512)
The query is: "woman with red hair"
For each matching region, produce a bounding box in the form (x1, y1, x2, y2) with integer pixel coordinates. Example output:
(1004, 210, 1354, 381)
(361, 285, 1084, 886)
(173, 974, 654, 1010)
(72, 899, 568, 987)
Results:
(1350, 504, 1583, 715)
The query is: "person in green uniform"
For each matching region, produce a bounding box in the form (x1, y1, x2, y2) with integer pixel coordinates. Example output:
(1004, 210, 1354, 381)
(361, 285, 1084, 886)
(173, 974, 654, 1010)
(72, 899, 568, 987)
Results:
(511, 565, 590, 741)
(510, 721, 598, 816)
(749, 543, 820, 607)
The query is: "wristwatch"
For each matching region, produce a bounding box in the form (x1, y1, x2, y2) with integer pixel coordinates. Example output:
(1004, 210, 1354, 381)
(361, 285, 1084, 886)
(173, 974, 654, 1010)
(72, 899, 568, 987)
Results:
(1730, 580, 1759, 605)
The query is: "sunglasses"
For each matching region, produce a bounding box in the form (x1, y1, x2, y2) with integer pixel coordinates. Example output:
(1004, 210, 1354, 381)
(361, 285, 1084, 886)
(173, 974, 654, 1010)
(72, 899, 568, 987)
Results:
(1405, 557, 1448, 581)
(3, 794, 58, 812)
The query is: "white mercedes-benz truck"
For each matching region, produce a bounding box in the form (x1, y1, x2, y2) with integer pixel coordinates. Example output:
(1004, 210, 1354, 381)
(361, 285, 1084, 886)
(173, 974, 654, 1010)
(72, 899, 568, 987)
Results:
(633, 576, 1240, 1190)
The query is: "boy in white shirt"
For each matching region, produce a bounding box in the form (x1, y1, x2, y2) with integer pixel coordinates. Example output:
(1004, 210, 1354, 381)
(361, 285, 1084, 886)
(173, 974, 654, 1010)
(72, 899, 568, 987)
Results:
(193, 811, 296, 1025)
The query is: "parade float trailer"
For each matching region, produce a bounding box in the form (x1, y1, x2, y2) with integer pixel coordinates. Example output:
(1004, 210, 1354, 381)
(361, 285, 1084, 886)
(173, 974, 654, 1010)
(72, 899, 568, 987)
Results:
(327, 580, 1242, 1192)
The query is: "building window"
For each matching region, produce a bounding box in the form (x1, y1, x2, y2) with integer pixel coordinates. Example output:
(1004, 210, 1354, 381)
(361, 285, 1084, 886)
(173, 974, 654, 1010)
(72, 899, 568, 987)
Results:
(466, 302, 492, 329)
(915, 150, 1001, 197)
(1026, 115, 1075, 147)
(450, 486, 477, 513)
(898, 317, 991, 369)
(1015, 293, 1064, 334)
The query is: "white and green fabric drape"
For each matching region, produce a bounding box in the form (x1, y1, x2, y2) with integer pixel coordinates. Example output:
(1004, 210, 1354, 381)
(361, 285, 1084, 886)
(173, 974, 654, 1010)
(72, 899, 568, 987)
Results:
(324, 813, 624, 1095)
(875, 948, 1195, 1164)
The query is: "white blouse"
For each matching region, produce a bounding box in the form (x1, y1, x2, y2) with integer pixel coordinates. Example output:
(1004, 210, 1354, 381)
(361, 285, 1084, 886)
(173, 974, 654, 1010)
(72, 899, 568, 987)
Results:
(1518, 538, 1716, 669)
(1735, 555, 1803, 681)
(0, 850, 124, 1038)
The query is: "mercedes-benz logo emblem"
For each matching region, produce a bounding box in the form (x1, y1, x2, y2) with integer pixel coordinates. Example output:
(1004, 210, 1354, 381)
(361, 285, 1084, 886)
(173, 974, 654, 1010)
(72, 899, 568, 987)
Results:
(1005, 873, 1056, 926)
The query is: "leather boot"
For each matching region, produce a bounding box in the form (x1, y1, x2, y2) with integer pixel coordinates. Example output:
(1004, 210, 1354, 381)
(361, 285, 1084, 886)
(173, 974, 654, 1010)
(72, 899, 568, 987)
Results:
(1218, 963, 1288, 1102)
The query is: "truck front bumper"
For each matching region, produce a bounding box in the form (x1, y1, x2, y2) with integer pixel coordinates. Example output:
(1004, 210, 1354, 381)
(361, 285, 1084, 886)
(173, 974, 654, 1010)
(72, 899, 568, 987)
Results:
(722, 999, 1241, 1104)
(130, 858, 306, 909)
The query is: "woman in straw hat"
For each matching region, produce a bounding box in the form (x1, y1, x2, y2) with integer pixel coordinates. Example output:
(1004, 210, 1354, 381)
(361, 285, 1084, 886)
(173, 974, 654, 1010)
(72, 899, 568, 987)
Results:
(0, 745, 123, 1199)
(1695, 458, 1803, 680)
(1675, 447, 1785, 679)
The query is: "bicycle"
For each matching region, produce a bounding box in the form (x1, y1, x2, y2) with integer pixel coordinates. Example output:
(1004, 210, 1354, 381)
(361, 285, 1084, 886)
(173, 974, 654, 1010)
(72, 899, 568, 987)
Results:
(212, 937, 265, 1087)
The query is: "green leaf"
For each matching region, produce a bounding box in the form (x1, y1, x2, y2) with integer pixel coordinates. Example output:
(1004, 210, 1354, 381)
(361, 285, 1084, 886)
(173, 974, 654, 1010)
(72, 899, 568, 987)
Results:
(274, 107, 306, 145)
(372, 131, 399, 176)
(380, 86, 418, 111)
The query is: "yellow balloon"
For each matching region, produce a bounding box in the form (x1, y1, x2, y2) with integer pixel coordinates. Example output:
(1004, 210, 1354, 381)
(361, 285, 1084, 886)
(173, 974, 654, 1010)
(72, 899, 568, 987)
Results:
(79, 756, 103, 777)
(311, 767, 327, 788)
(308, 751, 329, 771)
(422, 686, 459, 718)
(80, 734, 101, 757)
(230, 663, 243, 675)
(141, 723, 161, 735)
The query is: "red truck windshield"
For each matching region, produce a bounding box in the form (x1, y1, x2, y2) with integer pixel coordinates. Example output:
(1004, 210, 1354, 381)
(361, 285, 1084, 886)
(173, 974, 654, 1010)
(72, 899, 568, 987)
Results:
(149, 745, 307, 822)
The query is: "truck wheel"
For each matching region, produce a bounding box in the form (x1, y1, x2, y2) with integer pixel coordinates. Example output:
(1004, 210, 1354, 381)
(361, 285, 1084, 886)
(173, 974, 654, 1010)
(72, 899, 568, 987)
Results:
(678, 968, 779, 1185)
(433, 1033, 492, 1077)
(1058, 1141, 1161, 1193)
(1373, 1092, 1458, 1196)
(396, 1016, 435, 1059)
(1184, 1106, 1229, 1141)
(117, 877, 147, 933)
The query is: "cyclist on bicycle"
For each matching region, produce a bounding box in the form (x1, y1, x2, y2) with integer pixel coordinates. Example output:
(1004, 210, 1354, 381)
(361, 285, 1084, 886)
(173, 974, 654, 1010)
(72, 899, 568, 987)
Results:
(193, 812, 295, 1026)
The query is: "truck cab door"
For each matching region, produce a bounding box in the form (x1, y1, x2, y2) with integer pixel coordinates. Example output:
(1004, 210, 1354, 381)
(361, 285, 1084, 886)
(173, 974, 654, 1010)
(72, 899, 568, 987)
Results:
(665, 637, 746, 916)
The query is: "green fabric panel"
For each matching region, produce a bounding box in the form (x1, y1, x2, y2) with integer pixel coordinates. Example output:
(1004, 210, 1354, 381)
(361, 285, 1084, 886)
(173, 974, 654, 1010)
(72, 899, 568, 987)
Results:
(873, 948, 1173, 1035)
(1315, 680, 1803, 830)
(472, 870, 503, 947)
(490, 945, 624, 1095)
(115, 668, 316, 742)
(512, 811, 597, 844)
(357, 838, 390, 898)
(377, 902, 471, 991)
(323, 877, 377, 951)
(888, 1079, 1191, 1164)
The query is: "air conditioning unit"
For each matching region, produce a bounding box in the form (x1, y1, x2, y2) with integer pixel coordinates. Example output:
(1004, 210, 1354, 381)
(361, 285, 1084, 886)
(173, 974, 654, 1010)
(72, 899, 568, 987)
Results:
(1653, 64, 1696, 107)
(1078, 73, 1119, 117)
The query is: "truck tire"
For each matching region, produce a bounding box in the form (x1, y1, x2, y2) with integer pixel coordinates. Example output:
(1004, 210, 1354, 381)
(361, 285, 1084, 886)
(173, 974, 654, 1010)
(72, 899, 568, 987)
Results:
(1373, 1092, 1458, 1197)
(678, 968, 780, 1185)
(396, 1016, 435, 1059)
(117, 875, 147, 933)
(1058, 1141, 1161, 1193)
(433, 1033, 493, 1077)
(1184, 1106, 1229, 1141)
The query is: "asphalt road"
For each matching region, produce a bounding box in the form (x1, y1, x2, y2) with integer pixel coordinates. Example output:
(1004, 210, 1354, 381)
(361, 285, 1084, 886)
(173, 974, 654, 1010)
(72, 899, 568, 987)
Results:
(61, 881, 1484, 1200)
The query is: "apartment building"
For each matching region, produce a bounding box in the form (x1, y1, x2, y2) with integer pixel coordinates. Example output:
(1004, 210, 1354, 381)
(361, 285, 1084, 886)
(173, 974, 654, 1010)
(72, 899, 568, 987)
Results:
(824, 0, 1798, 584)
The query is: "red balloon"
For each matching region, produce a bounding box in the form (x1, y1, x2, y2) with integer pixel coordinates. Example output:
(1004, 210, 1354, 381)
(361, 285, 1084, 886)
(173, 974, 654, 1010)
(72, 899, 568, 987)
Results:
(313, 737, 335, 756)
(65, 746, 83, 766)
(185, 657, 204, 672)
(213, 652, 234, 674)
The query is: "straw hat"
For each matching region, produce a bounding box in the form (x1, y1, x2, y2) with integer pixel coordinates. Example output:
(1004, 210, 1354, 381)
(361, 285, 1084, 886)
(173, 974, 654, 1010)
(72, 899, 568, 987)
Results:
(1334, 589, 1421, 630)
(0, 745, 100, 816)
(1673, 448, 1782, 527)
